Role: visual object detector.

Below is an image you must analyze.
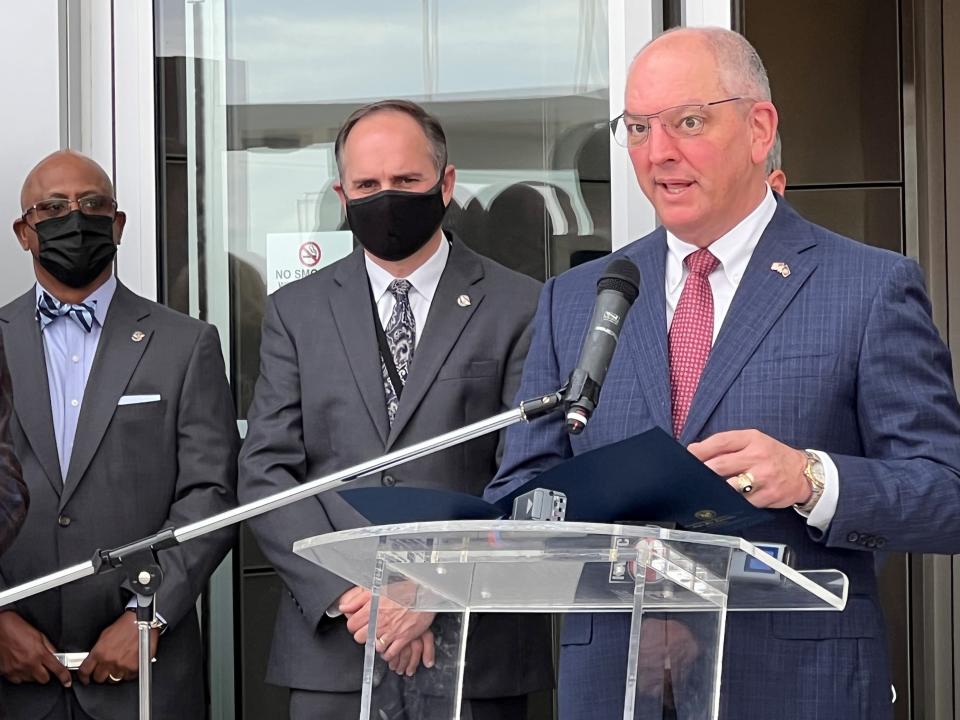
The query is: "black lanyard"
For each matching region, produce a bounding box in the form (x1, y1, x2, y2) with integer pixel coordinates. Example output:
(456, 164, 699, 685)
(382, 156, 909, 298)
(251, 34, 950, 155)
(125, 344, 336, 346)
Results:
(369, 281, 405, 399)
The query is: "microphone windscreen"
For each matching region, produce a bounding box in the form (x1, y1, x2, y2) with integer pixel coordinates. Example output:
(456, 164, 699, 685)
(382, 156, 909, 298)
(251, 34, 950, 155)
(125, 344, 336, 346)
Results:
(597, 258, 641, 302)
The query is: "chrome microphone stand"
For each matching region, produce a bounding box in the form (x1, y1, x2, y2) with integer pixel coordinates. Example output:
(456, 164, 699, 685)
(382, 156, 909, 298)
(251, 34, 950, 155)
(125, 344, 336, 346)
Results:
(0, 391, 564, 720)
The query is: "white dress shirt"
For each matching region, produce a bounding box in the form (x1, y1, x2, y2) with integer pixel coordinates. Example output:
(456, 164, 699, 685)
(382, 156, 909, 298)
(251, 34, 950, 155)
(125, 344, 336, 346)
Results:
(364, 235, 450, 345)
(665, 185, 839, 531)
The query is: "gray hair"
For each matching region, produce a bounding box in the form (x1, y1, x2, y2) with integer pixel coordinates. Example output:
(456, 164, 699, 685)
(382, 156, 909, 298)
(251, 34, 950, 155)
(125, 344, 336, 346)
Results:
(639, 27, 772, 102)
(334, 99, 448, 178)
(765, 131, 782, 175)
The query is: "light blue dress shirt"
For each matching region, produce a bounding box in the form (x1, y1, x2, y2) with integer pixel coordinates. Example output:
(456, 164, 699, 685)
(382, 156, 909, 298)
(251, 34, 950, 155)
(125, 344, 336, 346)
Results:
(36, 274, 117, 479)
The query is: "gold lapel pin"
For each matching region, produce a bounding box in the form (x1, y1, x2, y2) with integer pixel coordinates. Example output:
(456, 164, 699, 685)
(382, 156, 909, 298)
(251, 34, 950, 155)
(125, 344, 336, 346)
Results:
(457, 294, 471, 307)
(131, 330, 146, 342)
(770, 262, 791, 278)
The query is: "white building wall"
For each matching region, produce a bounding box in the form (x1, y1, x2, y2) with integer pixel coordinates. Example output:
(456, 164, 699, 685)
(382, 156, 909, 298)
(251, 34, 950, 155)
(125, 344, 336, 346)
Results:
(0, 1, 158, 308)
(0, 2, 64, 306)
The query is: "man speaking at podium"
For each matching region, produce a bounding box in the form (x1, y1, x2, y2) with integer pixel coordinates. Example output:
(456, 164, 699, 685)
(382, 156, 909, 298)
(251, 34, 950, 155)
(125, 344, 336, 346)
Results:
(487, 27, 960, 719)
(238, 100, 552, 719)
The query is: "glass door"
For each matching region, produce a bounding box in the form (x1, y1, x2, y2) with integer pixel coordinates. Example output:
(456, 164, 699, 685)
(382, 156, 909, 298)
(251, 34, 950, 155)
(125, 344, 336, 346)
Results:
(152, 1, 649, 716)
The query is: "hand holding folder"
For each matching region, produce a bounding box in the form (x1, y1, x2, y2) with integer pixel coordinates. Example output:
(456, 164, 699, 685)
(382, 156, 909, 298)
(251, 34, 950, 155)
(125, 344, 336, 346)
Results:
(341, 427, 771, 533)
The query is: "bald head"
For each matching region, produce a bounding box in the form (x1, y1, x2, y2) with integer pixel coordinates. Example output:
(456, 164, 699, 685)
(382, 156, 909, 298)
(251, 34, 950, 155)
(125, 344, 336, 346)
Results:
(633, 28, 771, 106)
(20, 150, 115, 211)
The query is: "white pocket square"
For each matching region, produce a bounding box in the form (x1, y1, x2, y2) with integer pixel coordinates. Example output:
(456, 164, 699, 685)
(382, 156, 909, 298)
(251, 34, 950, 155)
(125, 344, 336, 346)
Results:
(118, 394, 161, 406)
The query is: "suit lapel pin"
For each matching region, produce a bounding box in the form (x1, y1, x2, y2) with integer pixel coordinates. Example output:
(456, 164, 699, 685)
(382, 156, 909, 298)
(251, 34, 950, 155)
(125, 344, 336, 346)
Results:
(770, 262, 791, 278)
(457, 294, 471, 307)
(131, 330, 146, 342)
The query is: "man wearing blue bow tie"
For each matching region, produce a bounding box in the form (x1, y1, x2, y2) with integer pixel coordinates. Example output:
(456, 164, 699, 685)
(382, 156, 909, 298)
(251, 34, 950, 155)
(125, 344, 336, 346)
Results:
(0, 150, 239, 720)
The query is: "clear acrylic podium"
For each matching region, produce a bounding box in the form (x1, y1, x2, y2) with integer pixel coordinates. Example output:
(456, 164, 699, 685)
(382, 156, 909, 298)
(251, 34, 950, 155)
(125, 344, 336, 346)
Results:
(294, 520, 847, 720)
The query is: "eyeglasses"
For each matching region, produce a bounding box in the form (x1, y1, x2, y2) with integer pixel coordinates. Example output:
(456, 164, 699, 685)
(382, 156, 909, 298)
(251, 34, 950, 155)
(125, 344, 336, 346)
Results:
(610, 97, 750, 147)
(21, 194, 118, 229)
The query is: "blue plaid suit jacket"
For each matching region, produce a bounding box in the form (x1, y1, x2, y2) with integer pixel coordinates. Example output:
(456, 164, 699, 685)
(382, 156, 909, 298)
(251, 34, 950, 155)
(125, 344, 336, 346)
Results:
(486, 198, 960, 719)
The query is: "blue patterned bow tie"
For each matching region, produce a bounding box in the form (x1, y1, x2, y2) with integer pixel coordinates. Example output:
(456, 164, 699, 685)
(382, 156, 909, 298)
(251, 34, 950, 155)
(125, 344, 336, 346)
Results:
(36, 291, 97, 333)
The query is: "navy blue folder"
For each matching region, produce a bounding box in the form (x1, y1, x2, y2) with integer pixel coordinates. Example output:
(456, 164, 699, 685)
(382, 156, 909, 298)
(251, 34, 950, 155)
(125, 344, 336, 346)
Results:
(339, 427, 771, 533)
(338, 486, 505, 525)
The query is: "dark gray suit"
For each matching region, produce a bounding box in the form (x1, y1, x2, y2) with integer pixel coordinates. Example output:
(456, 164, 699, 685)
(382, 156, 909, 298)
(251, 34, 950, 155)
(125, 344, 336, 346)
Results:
(0, 282, 239, 720)
(238, 239, 553, 716)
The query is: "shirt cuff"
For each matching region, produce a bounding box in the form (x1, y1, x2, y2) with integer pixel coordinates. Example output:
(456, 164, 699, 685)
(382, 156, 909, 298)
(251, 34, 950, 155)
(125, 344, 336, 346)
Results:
(794, 450, 839, 532)
(326, 606, 343, 619)
(125, 598, 167, 627)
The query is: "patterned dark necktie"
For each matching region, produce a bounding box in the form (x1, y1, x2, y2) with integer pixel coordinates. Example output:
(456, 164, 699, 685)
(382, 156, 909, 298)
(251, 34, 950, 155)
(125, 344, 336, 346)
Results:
(669, 248, 719, 437)
(381, 279, 416, 424)
(36, 291, 97, 333)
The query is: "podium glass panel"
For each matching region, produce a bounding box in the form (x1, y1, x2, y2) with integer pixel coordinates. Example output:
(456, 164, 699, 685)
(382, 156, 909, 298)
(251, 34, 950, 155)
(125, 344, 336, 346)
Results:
(294, 521, 846, 719)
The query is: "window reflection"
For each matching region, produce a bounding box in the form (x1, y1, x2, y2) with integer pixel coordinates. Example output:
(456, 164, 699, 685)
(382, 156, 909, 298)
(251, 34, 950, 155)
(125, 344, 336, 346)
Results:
(742, 0, 901, 186)
(224, 0, 608, 104)
(156, 7, 612, 715)
(157, 0, 612, 417)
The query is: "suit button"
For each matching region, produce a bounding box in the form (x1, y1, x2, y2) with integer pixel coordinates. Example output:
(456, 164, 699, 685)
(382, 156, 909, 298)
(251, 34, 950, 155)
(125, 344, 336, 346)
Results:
(847, 532, 860, 543)
(382, 474, 397, 487)
(58, 515, 71, 528)
(865, 536, 877, 549)
(876, 537, 887, 549)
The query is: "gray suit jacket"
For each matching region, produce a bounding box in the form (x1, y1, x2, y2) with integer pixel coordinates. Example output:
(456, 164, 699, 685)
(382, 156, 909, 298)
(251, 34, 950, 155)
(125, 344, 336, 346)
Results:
(238, 239, 554, 696)
(0, 282, 239, 720)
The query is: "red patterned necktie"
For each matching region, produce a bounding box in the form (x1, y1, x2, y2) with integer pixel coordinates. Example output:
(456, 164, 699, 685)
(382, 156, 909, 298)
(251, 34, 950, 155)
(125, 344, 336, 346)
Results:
(669, 248, 720, 437)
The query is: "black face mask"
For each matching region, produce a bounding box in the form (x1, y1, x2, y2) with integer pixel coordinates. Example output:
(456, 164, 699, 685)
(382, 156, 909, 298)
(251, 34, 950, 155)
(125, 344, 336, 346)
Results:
(35, 211, 117, 289)
(345, 179, 447, 262)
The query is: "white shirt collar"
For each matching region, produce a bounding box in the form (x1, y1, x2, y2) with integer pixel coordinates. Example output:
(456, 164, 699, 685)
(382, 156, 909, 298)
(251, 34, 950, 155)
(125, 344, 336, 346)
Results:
(364, 233, 451, 304)
(665, 185, 777, 292)
(35, 273, 118, 328)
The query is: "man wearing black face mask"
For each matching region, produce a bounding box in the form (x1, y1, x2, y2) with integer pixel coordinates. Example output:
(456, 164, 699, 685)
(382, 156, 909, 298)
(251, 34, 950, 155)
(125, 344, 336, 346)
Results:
(0, 150, 238, 720)
(238, 100, 553, 719)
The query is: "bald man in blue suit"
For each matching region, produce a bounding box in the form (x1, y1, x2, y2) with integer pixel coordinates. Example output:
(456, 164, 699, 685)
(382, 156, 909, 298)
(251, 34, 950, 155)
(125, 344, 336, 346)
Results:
(487, 27, 960, 720)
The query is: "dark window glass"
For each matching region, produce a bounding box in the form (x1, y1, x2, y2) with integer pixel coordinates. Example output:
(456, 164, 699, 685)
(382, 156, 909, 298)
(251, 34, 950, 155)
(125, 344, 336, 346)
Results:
(786, 187, 903, 254)
(743, 0, 902, 185)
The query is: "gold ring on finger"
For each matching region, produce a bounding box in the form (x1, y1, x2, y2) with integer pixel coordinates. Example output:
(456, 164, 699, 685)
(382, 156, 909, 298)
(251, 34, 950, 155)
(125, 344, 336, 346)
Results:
(734, 472, 755, 494)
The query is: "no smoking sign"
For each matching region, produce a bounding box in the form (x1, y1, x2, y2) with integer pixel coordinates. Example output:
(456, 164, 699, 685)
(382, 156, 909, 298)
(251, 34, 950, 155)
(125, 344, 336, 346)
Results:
(299, 241, 322, 267)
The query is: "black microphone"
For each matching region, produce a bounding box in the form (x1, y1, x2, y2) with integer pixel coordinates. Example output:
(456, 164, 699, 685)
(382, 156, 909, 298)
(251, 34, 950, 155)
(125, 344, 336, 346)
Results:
(564, 258, 641, 434)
